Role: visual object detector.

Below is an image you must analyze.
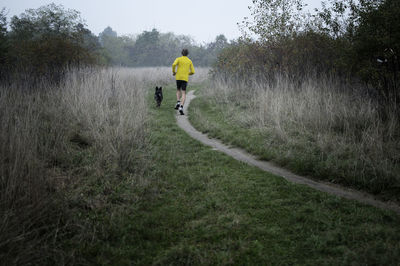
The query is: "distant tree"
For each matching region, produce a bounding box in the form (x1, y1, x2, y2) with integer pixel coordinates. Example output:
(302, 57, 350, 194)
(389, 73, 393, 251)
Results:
(132, 28, 162, 66)
(0, 8, 7, 44)
(73, 23, 106, 63)
(208, 34, 228, 51)
(176, 34, 195, 48)
(102, 26, 117, 37)
(0, 8, 8, 77)
(188, 45, 209, 66)
(240, 0, 307, 42)
(195, 34, 230, 66)
(99, 26, 117, 45)
(158, 32, 181, 65)
(10, 3, 83, 40)
(8, 3, 99, 82)
(99, 26, 135, 66)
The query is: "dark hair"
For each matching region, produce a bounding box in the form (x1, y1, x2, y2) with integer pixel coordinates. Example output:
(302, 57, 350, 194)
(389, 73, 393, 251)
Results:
(181, 49, 189, 56)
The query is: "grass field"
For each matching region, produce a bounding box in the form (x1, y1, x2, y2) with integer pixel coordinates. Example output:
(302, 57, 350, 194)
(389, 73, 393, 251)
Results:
(2, 68, 400, 265)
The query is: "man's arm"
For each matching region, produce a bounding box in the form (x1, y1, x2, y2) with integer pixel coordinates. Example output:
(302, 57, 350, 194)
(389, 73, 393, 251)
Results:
(172, 58, 179, 75)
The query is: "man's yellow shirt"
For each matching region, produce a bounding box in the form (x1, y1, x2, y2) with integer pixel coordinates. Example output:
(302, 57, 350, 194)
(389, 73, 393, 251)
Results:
(172, 56, 195, 82)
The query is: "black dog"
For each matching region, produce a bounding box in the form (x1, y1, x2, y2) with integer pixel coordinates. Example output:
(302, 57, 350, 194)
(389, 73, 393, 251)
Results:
(154, 86, 163, 107)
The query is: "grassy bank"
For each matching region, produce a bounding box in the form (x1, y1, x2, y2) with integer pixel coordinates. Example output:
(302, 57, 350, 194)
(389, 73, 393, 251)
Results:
(69, 84, 400, 265)
(189, 76, 400, 202)
(0, 67, 168, 264)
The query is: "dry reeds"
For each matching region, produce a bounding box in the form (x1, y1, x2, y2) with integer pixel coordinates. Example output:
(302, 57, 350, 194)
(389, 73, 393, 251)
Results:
(201, 74, 400, 194)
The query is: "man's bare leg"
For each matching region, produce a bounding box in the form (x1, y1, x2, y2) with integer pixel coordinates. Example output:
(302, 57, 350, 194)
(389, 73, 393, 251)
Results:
(175, 90, 182, 109)
(176, 89, 181, 101)
(177, 90, 186, 115)
(180, 90, 186, 106)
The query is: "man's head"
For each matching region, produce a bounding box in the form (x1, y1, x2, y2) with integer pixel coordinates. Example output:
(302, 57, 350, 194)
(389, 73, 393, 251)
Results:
(181, 49, 189, 56)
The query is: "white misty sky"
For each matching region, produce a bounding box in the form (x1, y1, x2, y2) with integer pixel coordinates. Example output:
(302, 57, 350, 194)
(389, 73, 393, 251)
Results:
(2, 0, 323, 43)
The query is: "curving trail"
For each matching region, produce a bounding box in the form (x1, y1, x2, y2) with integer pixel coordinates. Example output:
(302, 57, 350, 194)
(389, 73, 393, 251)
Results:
(176, 90, 400, 215)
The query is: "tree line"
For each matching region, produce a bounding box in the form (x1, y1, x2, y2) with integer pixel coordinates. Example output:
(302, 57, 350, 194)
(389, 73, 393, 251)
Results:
(0, 4, 101, 83)
(99, 27, 229, 67)
(213, 0, 400, 104)
(0, 3, 229, 84)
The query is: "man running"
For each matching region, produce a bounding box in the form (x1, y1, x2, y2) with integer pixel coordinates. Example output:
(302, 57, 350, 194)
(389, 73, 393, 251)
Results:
(172, 48, 195, 115)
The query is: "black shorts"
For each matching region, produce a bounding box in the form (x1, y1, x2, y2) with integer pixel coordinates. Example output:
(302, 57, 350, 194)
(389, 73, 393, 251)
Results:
(176, 80, 188, 91)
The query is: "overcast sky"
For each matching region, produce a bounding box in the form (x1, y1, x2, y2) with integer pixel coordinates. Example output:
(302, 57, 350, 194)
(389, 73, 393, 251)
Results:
(2, 0, 323, 43)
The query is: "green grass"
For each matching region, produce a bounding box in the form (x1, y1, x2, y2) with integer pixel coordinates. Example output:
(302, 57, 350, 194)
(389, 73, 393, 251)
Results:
(66, 84, 400, 265)
(189, 98, 274, 159)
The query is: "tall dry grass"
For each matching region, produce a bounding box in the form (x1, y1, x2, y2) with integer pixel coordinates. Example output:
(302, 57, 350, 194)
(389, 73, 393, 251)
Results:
(0, 67, 175, 264)
(201, 74, 400, 195)
(0, 85, 64, 265)
(60, 68, 148, 173)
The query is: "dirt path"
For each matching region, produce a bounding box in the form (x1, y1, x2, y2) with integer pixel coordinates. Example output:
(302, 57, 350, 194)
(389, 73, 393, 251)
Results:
(176, 90, 400, 215)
